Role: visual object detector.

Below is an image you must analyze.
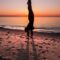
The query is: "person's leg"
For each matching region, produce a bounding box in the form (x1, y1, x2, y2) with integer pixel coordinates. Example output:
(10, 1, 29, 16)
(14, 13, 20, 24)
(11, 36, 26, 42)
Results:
(27, 30, 29, 39)
(31, 29, 33, 39)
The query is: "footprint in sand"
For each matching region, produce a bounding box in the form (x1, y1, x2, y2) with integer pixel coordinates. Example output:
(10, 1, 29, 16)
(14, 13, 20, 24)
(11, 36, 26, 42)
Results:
(42, 57, 47, 60)
(0, 41, 2, 45)
(7, 41, 12, 43)
(34, 44, 38, 47)
(41, 51, 46, 54)
(58, 56, 60, 58)
(45, 38, 48, 40)
(6, 36, 10, 39)
(39, 46, 43, 48)
(0, 38, 3, 41)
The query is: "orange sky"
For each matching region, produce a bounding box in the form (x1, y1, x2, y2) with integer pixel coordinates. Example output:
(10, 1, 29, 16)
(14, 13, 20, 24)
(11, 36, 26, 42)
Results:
(0, 8, 60, 17)
(0, 0, 60, 17)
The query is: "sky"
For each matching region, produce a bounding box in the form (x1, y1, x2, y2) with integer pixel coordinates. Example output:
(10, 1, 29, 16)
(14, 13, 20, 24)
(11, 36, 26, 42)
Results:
(0, 0, 60, 16)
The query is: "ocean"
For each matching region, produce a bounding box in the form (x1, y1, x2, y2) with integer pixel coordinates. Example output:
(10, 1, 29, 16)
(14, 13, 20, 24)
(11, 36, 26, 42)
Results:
(0, 17, 60, 33)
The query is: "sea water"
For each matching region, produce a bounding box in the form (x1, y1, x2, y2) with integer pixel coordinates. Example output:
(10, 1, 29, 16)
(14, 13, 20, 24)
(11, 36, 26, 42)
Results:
(0, 17, 60, 33)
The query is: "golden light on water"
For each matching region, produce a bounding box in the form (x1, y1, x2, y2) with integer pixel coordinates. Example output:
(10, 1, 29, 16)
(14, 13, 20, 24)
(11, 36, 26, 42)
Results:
(0, 17, 60, 28)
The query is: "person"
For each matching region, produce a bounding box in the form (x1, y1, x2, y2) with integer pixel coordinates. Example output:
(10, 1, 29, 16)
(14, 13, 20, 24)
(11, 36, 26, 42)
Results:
(25, 0, 34, 38)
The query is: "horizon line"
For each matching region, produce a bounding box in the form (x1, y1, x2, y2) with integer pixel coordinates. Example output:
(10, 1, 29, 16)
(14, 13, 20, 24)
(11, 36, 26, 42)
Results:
(0, 14, 60, 17)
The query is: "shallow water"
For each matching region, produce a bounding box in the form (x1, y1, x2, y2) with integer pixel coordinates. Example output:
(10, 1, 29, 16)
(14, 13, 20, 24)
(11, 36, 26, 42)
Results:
(0, 17, 60, 28)
(0, 17, 60, 33)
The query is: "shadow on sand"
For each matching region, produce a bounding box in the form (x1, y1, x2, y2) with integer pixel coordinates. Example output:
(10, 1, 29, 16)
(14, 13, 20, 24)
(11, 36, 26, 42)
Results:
(0, 56, 10, 60)
(17, 0, 38, 60)
(17, 37, 38, 60)
(17, 39, 29, 60)
(31, 38, 39, 60)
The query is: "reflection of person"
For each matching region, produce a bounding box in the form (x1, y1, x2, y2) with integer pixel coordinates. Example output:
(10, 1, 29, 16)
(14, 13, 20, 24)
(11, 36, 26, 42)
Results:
(25, 0, 34, 38)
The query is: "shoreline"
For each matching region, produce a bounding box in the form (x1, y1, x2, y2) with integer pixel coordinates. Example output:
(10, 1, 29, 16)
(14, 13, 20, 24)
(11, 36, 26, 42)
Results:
(0, 27, 60, 34)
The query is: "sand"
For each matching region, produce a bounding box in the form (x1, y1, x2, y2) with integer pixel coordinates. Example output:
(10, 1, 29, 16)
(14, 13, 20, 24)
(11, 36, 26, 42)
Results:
(0, 28, 60, 60)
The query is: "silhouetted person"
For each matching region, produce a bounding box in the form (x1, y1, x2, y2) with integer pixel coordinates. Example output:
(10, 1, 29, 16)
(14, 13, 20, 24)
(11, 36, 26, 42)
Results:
(25, 0, 34, 38)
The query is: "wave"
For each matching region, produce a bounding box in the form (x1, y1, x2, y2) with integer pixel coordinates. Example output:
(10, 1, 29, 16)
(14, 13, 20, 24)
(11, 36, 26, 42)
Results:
(0, 25, 60, 33)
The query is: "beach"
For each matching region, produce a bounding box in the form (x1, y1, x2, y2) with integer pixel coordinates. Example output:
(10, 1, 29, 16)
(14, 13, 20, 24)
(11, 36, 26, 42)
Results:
(0, 28, 60, 60)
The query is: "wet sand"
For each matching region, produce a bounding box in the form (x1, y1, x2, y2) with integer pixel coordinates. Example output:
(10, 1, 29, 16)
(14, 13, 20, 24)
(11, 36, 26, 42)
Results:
(0, 28, 60, 60)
